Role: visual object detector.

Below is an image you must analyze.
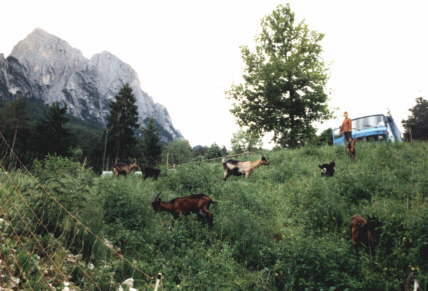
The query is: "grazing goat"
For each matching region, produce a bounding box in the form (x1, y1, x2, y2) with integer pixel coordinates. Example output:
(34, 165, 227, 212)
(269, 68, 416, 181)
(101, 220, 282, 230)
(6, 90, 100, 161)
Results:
(319, 161, 336, 177)
(112, 160, 139, 176)
(222, 156, 269, 181)
(346, 139, 357, 159)
(350, 215, 382, 256)
(152, 193, 216, 226)
(141, 166, 160, 180)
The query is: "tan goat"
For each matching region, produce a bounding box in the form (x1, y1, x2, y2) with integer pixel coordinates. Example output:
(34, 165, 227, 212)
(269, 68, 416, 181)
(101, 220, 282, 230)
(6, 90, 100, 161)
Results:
(222, 156, 269, 180)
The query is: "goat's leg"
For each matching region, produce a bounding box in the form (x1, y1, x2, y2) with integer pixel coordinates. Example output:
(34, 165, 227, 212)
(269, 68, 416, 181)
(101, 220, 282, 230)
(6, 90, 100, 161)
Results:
(206, 211, 213, 227)
(197, 210, 206, 221)
(368, 240, 375, 257)
(173, 212, 181, 220)
(223, 170, 230, 181)
(245, 171, 252, 178)
(201, 207, 213, 227)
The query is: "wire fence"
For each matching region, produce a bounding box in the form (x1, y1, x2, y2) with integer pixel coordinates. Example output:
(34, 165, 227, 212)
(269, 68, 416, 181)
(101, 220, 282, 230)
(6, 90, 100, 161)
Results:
(0, 129, 163, 290)
(166, 150, 259, 169)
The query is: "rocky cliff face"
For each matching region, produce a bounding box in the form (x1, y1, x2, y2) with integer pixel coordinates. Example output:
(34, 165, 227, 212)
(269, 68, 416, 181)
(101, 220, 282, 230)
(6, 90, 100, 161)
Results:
(0, 28, 181, 140)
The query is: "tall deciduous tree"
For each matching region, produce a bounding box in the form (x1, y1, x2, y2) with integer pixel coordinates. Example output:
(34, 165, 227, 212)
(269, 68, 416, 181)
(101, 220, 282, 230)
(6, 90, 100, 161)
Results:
(139, 118, 162, 167)
(231, 129, 263, 153)
(162, 139, 192, 165)
(317, 128, 333, 146)
(227, 4, 331, 148)
(106, 84, 139, 161)
(402, 97, 428, 140)
(205, 143, 227, 159)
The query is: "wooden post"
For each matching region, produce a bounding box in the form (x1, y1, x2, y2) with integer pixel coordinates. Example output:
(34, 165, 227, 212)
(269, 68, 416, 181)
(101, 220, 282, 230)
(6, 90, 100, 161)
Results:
(102, 129, 108, 171)
(166, 152, 169, 169)
(153, 273, 163, 291)
(82, 157, 87, 170)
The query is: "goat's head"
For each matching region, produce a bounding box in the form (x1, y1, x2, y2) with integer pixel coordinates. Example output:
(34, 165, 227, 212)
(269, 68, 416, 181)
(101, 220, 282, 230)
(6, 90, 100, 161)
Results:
(260, 156, 270, 166)
(129, 159, 139, 170)
(152, 193, 162, 212)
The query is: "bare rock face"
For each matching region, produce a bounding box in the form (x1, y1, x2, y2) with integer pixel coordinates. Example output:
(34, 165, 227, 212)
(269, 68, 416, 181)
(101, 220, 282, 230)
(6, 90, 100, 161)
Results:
(0, 53, 32, 99)
(1, 28, 181, 140)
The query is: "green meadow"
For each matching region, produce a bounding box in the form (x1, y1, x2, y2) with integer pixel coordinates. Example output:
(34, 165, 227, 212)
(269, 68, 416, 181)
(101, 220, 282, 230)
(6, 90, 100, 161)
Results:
(0, 141, 427, 290)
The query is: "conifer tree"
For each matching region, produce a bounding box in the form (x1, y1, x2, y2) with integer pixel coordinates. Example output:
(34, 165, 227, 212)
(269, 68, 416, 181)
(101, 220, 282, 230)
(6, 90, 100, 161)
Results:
(106, 84, 139, 162)
(139, 118, 162, 167)
(0, 98, 32, 167)
(33, 102, 74, 157)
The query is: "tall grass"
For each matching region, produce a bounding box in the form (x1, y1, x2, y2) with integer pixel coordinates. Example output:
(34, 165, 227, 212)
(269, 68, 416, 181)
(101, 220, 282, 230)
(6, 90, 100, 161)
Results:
(0, 142, 427, 289)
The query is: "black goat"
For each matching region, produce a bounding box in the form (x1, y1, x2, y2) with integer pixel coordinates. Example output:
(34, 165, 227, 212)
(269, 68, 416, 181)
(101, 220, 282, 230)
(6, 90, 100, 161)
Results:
(141, 166, 160, 180)
(319, 161, 336, 177)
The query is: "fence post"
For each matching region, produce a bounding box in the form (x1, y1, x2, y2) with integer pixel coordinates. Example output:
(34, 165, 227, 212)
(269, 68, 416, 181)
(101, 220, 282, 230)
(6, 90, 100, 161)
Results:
(154, 273, 163, 291)
(102, 129, 108, 171)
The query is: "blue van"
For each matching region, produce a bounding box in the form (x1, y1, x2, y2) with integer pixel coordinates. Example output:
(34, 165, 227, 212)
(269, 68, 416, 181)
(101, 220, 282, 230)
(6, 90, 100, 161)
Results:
(332, 113, 402, 145)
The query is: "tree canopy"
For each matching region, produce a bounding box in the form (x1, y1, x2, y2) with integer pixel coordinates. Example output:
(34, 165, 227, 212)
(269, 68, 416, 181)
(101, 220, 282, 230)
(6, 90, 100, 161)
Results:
(139, 118, 162, 167)
(231, 129, 262, 153)
(162, 139, 193, 165)
(32, 102, 74, 158)
(106, 84, 139, 161)
(227, 4, 331, 148)
(402, 97, 428, 140)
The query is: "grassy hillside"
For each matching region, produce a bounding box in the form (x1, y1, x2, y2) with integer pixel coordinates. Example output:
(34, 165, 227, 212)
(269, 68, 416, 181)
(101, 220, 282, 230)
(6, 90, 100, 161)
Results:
(0, 142, 427, 290)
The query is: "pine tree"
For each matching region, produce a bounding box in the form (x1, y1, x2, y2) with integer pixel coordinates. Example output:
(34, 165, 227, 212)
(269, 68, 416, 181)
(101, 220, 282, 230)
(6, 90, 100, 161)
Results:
(139, 118, 162, 167)
(32, 102, 74, 157)
(0, 98, 32, 168)
(106, 84, 139, 162)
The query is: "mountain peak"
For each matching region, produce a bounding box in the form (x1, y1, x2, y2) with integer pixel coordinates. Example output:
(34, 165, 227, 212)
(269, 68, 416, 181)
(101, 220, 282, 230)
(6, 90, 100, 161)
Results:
(10, 28, 85, 64)
(0, 28, 182, 141)
(30, 28, 52, 38)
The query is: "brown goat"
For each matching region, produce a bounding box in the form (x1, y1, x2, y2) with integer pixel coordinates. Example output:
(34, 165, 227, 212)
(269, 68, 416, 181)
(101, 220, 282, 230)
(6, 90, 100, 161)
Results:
(350, 215, 382, 256)
(222, 156, 269, 181)
(346, 139, 357, 159)
(112, 160, 139, 176)
(152, 193, 216, 226)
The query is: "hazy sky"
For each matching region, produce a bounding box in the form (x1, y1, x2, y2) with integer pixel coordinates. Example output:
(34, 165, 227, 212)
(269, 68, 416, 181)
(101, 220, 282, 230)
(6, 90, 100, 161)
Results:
(1, 1, 427, 147)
